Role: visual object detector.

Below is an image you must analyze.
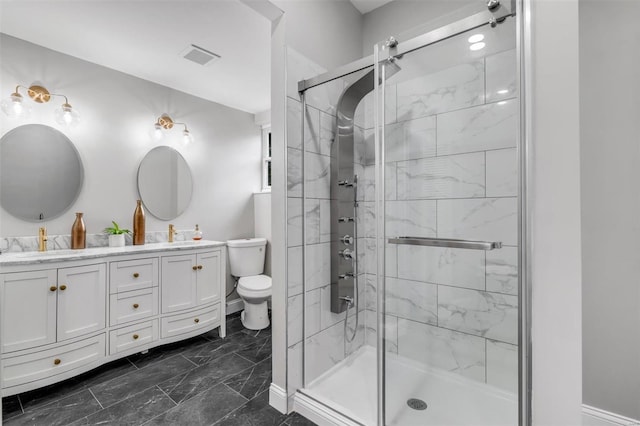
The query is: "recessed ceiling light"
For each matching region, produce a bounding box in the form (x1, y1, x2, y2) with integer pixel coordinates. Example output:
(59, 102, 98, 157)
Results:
(497, 89, 509, 95)
(497, 101, 508, 105)
(468, 34, 485, 43)
(469, 42, 486, 51)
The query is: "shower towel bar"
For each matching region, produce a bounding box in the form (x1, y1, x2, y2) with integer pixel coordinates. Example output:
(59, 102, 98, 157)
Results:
(388, 236, 502, 250)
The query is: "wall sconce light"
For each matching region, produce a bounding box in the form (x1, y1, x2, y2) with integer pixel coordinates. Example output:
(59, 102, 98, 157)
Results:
(151, 114, 194, 144)
(1, 84, 80, 127)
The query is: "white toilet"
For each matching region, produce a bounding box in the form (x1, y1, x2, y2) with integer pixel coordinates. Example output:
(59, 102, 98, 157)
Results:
(227, 237, 271, 330)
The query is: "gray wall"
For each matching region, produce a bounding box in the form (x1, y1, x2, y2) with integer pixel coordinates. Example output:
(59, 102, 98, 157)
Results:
(580, 0, 640, 419)
(0, 34, 262, 297)
(361, 0, 477, 55)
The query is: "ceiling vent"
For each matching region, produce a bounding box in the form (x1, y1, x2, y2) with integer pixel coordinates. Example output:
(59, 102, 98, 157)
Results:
(181, 44, 220, 66)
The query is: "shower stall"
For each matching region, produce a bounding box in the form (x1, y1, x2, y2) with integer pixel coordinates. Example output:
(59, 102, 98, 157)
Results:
(286, 1, 527, 424)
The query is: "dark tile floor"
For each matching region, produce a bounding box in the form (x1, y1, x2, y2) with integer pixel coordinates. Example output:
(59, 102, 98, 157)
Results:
(2, 313, 316, 426)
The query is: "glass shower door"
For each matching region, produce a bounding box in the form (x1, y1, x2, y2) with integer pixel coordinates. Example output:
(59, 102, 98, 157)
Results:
(375, 17, 520, 426)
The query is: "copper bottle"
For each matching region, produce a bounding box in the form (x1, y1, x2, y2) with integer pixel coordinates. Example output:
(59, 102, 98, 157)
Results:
(133, 199, 145, 245)
(71, 212, 86, 249)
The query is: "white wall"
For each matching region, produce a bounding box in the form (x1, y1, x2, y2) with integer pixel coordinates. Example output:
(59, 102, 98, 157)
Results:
(580, 0, 640, 421)
(361, 0, 477, 54)
(271, 0, 363, 71)
(0, 34, 262, 296)
(529, 0, 583, 424)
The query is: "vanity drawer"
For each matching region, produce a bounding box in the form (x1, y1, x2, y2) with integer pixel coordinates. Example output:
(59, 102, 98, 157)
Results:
(109, 258, 158, 294)
(2, 334, 105, 389)
(161, 304, 220, 339)
(109, 320, 158, 355)
(109, 287, 158, 326)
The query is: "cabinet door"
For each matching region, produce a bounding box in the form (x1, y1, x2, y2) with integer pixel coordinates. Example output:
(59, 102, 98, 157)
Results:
(196, 251, 221, 306)
(1, 270, 57, 353)
(57, 263, 107, 341)
(161, 254, 197, 313)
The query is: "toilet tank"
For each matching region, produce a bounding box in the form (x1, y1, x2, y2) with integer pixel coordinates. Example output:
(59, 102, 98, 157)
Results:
(227, 238, 267, 277)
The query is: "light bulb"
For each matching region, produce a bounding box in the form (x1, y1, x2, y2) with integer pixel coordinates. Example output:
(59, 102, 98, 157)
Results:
(1, 92, 31, 119)
(469, 42, 486, 51)
(149, 123, 164, 141)
(182, 129, 194, 145)
(54, 103, 80, 127)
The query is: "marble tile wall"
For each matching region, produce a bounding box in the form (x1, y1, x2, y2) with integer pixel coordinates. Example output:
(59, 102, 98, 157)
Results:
(285, 47, 366, 393)
(0, 229, 195, 253)
(357, 48, 520, 394)
(285, 46, 519, 396)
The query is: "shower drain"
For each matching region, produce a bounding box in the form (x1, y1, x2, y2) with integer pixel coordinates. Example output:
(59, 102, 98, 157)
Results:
(407, 398, 428, 411)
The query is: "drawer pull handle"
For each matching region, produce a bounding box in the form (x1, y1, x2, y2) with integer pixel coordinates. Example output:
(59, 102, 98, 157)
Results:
(133, 334, 139, 340)
(59, 284, 67, 291)
(197, 265, 203, 270)
(133, 273, 140, 278)
(192, 265, 198, 271)
(194, 318, 200, 323)
(50, 285, 57, 292)
(53, 358, 61, 365)
(133, 303, 139, 309)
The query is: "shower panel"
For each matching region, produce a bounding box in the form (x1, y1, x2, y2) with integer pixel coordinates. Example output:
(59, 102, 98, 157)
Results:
(330, 63, 400, 315)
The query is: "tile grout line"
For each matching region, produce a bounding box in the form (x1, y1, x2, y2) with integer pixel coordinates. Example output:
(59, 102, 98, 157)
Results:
(17, 395, 25, 415)
(155, 385, 178, 407)
(88, 388, 104, 410)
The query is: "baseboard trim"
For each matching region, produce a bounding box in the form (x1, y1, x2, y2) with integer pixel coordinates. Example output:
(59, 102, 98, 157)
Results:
(583, 404, 640, 426)
(269, 383, 288, 414)
(226, 298, 243, 315)
(293, 392, 362, 426)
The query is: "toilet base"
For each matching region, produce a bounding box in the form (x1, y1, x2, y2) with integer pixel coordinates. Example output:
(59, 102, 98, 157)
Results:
(240, 300, 270, 330)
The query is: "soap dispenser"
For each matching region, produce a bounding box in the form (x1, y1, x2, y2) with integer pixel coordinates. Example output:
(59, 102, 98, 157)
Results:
(193, 224, 203, 241)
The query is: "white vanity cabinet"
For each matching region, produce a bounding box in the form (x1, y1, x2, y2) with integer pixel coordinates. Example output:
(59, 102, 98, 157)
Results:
(0, 263, 106, 354)
(0, 241, 226, 397)
(161, 250, 221, 313)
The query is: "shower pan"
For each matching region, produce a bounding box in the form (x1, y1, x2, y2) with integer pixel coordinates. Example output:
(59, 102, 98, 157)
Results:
(291, 0, 528, 424)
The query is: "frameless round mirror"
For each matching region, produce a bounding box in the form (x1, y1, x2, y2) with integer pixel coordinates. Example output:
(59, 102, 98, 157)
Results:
(0, 124, 84, 222)
(137, 146, 193, 220)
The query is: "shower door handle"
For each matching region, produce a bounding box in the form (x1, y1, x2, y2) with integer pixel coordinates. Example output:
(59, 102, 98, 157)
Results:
(388, 236, 502, 251)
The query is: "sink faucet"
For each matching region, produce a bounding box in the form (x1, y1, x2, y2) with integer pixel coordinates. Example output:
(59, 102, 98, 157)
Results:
(168, 224, 177, 243)
(38, 227, 47, 252)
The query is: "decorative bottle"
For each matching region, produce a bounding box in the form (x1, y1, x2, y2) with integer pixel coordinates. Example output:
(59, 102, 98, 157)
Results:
(133, 200, 146, 245)
(193, 224, 203, 241)
(71, 212, 86, 249)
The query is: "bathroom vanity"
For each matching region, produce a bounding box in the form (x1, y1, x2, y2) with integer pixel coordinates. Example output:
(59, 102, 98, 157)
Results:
(0, 240, 226, 396)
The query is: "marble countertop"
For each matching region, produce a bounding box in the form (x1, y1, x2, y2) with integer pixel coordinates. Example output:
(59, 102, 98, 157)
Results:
(0, 240, 225, 267)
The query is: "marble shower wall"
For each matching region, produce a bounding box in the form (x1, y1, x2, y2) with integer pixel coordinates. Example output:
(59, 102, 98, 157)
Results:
(355, 48, 520, 394)
(285, 48, 366, 395)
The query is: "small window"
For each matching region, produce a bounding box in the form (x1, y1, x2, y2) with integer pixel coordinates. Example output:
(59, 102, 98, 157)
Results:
(262, 126, 271, 192)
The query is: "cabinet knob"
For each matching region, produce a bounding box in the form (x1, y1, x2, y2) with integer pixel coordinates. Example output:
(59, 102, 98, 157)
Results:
(53, 358, 61, 365)
(50, 285, 57, 292)
(194, 318, 200, 323)
(133, 303, 139, 309)
(133, 334, 139, 340)
(197, 265, 203, 270)
(133, 273, 139, 278)
(192, 265, 198, 271)
(59, 284, 67, 291)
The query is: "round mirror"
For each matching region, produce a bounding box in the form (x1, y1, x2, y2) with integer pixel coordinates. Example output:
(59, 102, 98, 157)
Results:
(1, 124, 84, 222)
(137, 146, 193, 220)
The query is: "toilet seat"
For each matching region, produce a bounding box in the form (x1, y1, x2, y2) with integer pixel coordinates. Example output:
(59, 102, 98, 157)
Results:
(237, 275, 272, 298)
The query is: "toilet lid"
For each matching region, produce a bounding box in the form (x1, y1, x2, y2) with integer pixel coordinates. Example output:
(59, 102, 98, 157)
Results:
(239, 275, 271, 291)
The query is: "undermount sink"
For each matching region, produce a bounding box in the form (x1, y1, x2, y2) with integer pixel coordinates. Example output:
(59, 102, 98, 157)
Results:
(154, 241, 201, 247)
(15, 249, 79, 258)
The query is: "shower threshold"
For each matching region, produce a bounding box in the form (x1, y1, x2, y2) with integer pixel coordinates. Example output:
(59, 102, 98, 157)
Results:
(298, 346, 517, 426)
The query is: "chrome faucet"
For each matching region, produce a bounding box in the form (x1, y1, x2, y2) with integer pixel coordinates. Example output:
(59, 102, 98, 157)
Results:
(38, 227, 47, 252)
(168, 224, 177, 243)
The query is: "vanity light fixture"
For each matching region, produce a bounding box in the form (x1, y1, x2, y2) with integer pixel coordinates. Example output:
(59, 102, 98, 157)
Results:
(1, 84, 80, 126)
(151, 114, 194, 144)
